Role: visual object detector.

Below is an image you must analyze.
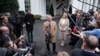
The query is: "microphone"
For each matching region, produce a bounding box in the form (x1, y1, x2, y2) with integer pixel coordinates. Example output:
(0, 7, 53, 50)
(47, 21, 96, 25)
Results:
(56, 2, 64, 9)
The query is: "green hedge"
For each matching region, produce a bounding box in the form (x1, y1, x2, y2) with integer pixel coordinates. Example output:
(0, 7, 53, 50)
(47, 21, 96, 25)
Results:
(18, 11, 25, 16)
(34, 15, 42, 20)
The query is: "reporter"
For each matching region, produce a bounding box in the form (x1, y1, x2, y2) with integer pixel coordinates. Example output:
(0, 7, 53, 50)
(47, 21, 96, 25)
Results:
(71, 35, 100, 56)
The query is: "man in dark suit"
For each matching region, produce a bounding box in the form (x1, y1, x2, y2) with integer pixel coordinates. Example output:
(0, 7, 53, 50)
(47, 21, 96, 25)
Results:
(70, 10, 78, 29)
(12, 13, 24, 38)
(24, 9, 35, 43)
(71, 35, 100, 56)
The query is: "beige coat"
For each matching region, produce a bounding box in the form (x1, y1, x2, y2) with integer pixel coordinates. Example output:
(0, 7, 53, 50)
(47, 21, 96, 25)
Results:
(43, 21, 57, 43)
(59, 18, 70, 40)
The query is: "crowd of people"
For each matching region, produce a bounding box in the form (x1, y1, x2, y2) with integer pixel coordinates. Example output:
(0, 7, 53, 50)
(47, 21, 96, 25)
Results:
(43, 9, 100, 56)
(0, 9, 35, 56)
(0, 7, 100, 56)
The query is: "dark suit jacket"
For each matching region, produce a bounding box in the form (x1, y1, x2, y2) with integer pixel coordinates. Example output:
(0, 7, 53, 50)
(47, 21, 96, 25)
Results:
(71, 48, 100, 56)
(70, 14, 76, 29)
(0, 47, 7, 56)
(71, 38, 100, 56)
(24, 14, 35, 31)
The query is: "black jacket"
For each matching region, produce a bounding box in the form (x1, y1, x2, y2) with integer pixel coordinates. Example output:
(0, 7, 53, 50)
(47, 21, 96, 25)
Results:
(0, 47, 7, 56)
(71, 48, 100, 56)
(71, 38, 100, 56)
(24, 14, 35, 31)
(70, 14, 76, 29)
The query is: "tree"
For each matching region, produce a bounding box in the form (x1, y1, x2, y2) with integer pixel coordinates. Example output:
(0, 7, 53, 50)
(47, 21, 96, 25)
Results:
(49, 3, 54, 16)
(0, 0, 19, 14)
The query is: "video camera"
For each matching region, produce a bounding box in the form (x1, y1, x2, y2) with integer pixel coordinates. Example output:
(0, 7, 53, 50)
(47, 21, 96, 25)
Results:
(82, 13, 92, 20)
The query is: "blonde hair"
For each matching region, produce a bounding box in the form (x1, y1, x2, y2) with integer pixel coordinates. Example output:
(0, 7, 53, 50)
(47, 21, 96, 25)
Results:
(62, 13, 68, 19)
(57, 52, 69, 56)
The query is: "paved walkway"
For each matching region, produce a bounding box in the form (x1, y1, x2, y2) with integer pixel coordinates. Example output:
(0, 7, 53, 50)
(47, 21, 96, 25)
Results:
(24, 18, 73, 56)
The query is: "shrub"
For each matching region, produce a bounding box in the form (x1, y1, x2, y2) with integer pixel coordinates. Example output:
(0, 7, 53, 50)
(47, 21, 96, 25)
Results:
(34, 15, 42, 20)
(18, 11, 25, 16)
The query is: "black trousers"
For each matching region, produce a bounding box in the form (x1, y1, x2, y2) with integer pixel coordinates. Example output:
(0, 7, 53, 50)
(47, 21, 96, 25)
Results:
(46, 42, 56, 52)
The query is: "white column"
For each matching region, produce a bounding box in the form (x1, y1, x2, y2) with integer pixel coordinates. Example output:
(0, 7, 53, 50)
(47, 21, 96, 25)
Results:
(18, 0, 25, 11)
(31, 0, 46, 18)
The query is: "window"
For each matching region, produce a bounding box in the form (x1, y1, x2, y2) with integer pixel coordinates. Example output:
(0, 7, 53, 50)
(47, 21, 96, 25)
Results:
(46, 0, 50, 14)
(24, 0, 31, 11)
(97, 0, 100, 11)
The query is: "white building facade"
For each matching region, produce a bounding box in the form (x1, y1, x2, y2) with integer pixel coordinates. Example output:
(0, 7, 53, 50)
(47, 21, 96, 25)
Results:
(18, 0, 99, 19)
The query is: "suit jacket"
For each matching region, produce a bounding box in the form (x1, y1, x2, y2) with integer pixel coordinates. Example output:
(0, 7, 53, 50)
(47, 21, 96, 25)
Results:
(0, 47, 7, 56)
(70, 14, 76, 29)
(71, 48, 100, 56)
(24, 14, 35, 31)
(12, 16, 23, 29)
(43, 21, 57, 43)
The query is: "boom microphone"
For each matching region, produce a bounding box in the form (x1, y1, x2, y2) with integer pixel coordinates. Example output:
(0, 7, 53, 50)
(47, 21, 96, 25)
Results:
(56, 2, 64, 9)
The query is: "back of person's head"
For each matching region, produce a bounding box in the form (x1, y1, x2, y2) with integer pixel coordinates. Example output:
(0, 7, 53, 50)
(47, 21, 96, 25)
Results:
(0, 26, 9, 35)
(84, 35, 99, 50)
(57, 52, 69, 56)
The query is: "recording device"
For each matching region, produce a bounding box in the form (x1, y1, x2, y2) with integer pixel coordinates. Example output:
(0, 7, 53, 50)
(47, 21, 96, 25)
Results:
(56, 2, 65, 9)
(82, 13, 91, 20)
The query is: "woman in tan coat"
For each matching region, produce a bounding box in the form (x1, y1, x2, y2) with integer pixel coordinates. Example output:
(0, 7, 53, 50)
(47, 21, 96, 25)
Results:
(59, 13, 70, 46)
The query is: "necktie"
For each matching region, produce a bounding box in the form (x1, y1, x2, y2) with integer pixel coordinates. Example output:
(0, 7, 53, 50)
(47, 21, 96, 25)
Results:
(49, 22, 51, 30)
